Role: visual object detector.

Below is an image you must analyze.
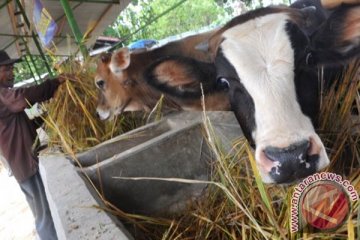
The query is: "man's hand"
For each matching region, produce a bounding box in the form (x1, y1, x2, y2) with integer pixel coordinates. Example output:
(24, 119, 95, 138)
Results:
(57, 74, 73, 83)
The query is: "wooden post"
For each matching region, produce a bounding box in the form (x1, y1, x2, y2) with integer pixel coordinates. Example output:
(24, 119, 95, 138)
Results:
(15, 0, 54, 78)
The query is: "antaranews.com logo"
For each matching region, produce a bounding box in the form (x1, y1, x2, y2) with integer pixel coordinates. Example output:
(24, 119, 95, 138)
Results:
(291, 172, 359, 232)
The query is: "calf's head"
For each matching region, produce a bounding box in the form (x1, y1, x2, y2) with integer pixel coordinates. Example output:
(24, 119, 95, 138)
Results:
(95, 49, 152, 120)
(201, 4, 360, 183)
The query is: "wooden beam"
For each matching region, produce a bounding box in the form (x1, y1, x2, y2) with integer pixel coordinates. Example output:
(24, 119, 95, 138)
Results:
(2, 39, 18, 51)
(15, 0, 54, 77)
(6, 1, 21, 57)
(0, 33, 74, 39)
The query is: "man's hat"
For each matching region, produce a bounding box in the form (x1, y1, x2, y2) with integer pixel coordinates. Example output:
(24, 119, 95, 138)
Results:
(0, 50, 22, 66)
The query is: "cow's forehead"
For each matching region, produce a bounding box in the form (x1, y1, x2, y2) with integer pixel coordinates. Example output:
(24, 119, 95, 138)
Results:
(96, 60, 109, 74)
(220, 12, 294, 86)
(208, 7, 301, 58)
(217, 7, 300, 35)
(222, 12, 291, 40)
(220, 12, 305, 143)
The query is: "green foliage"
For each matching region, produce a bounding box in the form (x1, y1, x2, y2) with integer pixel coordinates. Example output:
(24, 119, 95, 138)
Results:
(104, 0, 232, 45)
(13, 55, 55, 84)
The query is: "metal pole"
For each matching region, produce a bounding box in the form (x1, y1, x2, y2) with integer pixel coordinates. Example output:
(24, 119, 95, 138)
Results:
(20, 37, 43, 82)
(26, 51, 43, 83)
(59, 0, 89, 58)
(15, 0, 54, 77)
(24, 55, 39, 85)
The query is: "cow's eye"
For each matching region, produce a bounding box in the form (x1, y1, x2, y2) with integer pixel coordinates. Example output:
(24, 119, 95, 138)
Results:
(217, 77, 230, 90)
(96, 79, 106, 89)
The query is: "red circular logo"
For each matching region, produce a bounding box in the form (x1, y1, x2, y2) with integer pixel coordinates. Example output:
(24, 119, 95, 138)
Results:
(300, 182, 350, 230)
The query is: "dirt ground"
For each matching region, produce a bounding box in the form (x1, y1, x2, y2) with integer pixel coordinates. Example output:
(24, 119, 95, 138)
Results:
(0, 167, 36, 240)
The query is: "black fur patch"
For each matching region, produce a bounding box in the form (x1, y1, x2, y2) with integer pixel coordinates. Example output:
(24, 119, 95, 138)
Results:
(215, 51, 256, 146)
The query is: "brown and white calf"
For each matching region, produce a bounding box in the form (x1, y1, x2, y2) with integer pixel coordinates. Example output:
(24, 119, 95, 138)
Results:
(95, 31, 230, 120)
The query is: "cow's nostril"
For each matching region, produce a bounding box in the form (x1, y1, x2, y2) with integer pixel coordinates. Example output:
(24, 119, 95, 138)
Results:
(264, 140, 310, 164)
(263, 140, 320, 183)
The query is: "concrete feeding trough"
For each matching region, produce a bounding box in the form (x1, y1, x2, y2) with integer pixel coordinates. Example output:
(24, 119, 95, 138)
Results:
(40, 111, 242, 239)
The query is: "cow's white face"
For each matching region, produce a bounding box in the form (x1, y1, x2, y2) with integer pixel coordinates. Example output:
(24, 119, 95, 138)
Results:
(206, 4, 360, 183)
(221, 12, 328, 183)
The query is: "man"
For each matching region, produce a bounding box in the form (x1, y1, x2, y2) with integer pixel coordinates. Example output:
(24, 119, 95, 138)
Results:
(0, 50, 65, 240)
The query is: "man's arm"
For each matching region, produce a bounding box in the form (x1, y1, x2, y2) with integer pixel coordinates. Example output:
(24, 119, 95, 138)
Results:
(23, 78, 61, 105)
(0, 78, 62, 113)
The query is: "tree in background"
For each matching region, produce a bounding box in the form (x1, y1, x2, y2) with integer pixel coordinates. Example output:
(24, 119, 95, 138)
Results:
(103, 0, 291, 46)
(104, 0, 232, 45)
(13, 55, 54, 84)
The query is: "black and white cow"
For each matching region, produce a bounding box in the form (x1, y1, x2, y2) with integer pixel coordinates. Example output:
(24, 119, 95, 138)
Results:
(145, 0, 360, 184)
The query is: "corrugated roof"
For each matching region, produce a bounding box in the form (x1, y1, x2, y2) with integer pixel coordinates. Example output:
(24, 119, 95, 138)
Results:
(0, 0, 131, 59)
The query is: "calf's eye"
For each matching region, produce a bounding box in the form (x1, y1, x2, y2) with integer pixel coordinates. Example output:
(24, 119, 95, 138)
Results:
(96, 79, 106, 89)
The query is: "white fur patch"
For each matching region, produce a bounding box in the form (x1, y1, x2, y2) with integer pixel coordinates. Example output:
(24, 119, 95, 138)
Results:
(221, 13, 329, 182)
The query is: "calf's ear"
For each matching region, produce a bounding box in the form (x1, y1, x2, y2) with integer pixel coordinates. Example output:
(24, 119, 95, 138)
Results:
(310, 4, 360, 65)
(144, 56, 217, 99)
(110, 47, 131, 74)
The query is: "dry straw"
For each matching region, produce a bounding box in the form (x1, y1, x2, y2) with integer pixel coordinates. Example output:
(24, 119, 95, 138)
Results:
(43, 57, 147, 156)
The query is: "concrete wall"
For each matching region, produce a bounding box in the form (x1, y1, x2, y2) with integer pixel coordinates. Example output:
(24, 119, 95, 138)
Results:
(39, 154, 133, 240)
(39, 111, 242, 239)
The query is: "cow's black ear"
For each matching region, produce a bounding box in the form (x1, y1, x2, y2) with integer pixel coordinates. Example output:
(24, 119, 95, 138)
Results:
(310, 4, 360, 65)
(321, 0, 360, 9)
(144, 56, 217, 99)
